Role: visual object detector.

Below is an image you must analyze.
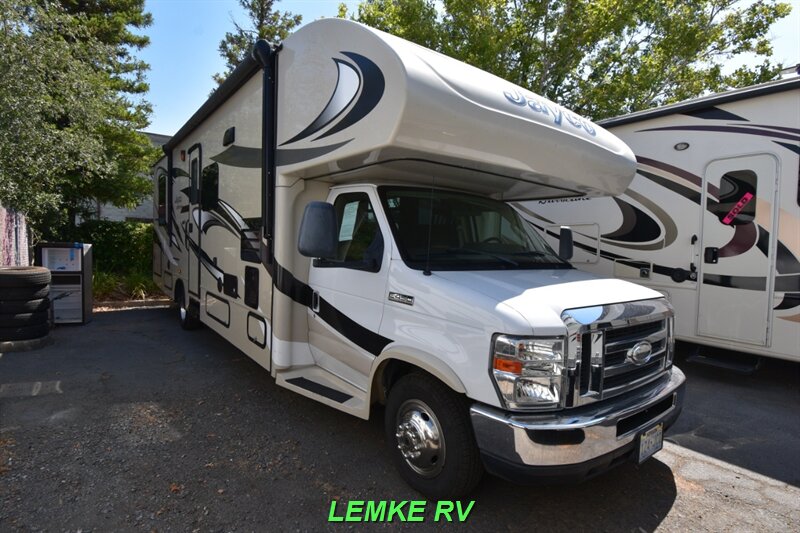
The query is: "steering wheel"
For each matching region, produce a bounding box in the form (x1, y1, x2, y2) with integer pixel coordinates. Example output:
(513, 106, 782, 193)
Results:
(480, 236, 502, 244)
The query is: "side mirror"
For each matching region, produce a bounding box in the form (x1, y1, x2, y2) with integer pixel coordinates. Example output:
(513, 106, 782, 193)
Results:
(558, 226, 574, 261)
(298, 202, 337, 259)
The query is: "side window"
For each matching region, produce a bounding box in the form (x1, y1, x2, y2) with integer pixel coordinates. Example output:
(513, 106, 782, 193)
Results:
(318, 192, 383, 272)
(190, 158, 199, 204)
(201, 163, 219, 211)
(711, 170, 756, 226)
(156, 167, 167, 226)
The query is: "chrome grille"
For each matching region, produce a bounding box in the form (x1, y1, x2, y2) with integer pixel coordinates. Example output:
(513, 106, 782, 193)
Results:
(562, 299, 673, 408)
(604, 321, 665, 366)
(604, 359, 662, 390)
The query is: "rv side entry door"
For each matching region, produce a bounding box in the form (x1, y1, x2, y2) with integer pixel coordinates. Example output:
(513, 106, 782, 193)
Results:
(698, 154, 778, 345)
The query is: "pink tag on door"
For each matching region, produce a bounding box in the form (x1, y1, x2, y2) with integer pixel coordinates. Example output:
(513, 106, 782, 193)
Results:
(722, 192, 754, 225)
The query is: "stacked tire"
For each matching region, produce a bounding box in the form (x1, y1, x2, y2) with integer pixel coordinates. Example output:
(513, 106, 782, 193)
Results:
(0, 266, 51, 343)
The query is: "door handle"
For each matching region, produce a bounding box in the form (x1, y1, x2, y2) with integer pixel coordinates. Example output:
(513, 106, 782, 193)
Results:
(311, 290, 320, 313)
(704, 247, 719, 264)
(689, 234, 698, 275)
(188, 223, 194, 234)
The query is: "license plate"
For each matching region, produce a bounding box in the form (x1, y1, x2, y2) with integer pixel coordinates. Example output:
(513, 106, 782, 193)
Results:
(637, 423, 663, 464)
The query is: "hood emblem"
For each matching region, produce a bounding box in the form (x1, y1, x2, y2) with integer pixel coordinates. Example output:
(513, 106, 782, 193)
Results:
(627, 341, 653, 365)
(388, 292, 414, 306)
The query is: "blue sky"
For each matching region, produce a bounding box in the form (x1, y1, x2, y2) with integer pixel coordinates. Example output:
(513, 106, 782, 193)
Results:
(141, 1, 354, 135)
(141, 0, 800, 136)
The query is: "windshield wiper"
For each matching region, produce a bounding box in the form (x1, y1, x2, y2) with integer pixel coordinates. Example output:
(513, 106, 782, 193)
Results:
(441, 248, 519, 267)
(508, 250, 572, 268)
(511, 250, 567, 262)
(510, 250, 550, 256)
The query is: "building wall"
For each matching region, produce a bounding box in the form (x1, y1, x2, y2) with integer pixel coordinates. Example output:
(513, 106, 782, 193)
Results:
(96, 198, 153, 222)
(89, 131, 169, 223)
(0, 205, 29, 266)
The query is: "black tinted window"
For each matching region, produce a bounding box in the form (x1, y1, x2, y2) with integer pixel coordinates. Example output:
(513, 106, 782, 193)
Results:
(711, 170, 756, 226)
(201, 163, 219, 211)
(156, 167, 167, 225)
(324, 192, 383, 271)
(190, 158, 199, 204)
(380, 187, 568, 271)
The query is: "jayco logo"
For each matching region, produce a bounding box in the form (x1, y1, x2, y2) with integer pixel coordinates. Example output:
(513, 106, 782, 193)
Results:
(503, 89, 597, 136)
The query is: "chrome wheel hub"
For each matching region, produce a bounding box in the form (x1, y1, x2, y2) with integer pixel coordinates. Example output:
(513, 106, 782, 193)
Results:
(395, 399, 445, 477)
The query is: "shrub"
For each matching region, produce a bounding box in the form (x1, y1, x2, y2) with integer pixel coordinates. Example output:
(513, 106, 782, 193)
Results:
(65, 220, 153, 275)
(124, 270, 158, 300)
(55, 220, 162, 301)
(92, 270, 120, 299)
(92, 269, 160, 301)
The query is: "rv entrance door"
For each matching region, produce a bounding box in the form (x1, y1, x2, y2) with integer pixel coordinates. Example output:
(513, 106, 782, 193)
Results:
(698, 154, 778, 345)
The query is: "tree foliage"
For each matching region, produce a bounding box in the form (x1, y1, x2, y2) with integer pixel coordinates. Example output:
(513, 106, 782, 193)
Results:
(214, 0, 301, 84)
(58, 0, 157, 212)
(341, 0, 792, 119)
(0, 0, 158, 232)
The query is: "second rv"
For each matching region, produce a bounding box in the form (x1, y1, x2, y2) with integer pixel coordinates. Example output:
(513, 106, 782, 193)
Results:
(521, 77, 800, 363)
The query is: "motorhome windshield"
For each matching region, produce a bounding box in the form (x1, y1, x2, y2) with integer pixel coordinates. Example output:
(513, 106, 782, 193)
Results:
(379, 187, 570, 271)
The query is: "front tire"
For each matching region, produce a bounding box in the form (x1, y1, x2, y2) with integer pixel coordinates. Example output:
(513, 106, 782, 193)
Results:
(384, 372, 483, 498)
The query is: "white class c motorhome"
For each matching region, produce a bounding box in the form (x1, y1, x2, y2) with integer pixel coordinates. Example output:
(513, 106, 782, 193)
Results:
(152, 19, 685, 497)
(519, 77, 800, 364)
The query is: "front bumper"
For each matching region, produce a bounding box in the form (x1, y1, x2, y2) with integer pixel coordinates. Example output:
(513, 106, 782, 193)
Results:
(470, 366, 686, 484)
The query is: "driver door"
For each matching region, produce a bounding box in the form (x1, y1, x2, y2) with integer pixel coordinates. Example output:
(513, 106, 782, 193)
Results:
(307, 187, 391, 389)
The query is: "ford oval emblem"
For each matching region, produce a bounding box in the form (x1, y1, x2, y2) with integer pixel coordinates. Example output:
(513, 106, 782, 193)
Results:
(627, 341, 653, 365)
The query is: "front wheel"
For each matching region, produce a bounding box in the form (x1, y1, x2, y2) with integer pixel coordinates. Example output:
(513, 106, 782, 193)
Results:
(384, 373, 483, 498)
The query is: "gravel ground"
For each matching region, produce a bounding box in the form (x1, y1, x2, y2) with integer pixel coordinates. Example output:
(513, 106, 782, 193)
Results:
(0, 306, 798, 531)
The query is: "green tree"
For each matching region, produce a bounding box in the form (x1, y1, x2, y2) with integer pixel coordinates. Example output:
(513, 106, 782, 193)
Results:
(214, 0, 302, 84)
(54, 0, 158, 229)
(340, 0, 792, 119)
(350, 0, 440, 49)
(0, 1, 157, 234)
(59, 0, 153, 95)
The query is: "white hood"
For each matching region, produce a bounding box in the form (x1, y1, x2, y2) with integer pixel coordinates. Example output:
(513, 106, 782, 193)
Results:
(435, 269, 663, 333)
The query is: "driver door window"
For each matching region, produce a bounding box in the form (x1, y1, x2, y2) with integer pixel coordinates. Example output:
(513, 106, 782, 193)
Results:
(316, 192, 383, 272)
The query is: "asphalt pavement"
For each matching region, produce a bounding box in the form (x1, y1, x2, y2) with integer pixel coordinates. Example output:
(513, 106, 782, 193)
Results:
(1, 306, 798, 531)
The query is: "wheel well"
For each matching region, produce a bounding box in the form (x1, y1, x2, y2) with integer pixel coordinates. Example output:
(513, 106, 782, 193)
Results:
(173, 279, 184, 303)
(372, 359, 450, 406)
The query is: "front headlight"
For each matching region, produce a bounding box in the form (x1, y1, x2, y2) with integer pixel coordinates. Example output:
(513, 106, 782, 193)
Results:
(491, 334, 566, 409)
